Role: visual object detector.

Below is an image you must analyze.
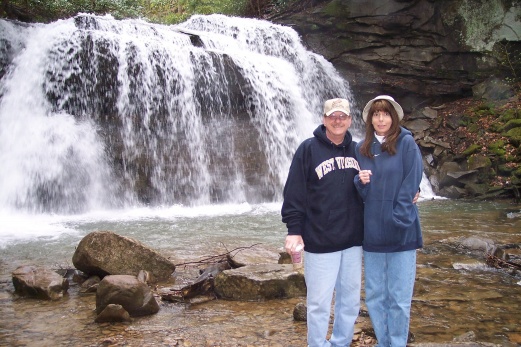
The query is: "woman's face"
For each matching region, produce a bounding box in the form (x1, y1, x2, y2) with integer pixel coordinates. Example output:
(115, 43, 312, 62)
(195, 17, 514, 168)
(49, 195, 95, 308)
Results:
(371, 110, 392, 136)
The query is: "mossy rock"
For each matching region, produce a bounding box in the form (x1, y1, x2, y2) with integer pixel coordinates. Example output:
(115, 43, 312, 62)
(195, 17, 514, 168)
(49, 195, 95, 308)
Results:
(488, 140, 506, 156)
(322, 0, 351, 17)
(499, 109, 521, 122)
(467, 123, 480, 133)
(473, 103, 495, 116)
(462, 144, 481, 156)
(501, 119, 521, 132)
(504, 127, 521, 146)
(468, 154, 491, 170)
(498, 164, 515, 176)
(489, 122, 503, 133)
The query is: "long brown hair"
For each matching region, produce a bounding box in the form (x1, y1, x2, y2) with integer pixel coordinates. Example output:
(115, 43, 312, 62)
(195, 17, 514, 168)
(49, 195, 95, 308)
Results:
(359, 99, 402, 158)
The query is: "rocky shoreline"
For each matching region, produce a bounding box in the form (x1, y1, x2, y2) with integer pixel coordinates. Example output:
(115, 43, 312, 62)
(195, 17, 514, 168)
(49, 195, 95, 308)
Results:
(7, 229, 520, 346)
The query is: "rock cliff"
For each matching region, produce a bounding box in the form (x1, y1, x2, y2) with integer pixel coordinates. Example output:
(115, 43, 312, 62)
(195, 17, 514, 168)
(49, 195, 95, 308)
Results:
(270, 0, 521, 112)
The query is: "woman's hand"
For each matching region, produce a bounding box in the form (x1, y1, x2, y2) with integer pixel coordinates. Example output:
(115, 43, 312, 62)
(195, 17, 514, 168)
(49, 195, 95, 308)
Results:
(359, 170, 372, 184)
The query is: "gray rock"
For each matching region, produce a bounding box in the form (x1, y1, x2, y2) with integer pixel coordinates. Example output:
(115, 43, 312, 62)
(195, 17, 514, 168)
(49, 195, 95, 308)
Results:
(404, 119, 431, 133)
(12, 265, 69, 300)
(72, 230, 175, 282)
(453, 331, 476, 342)
(80, 275, 101, 293)
(228, 245, 281, 267)
(96, 275, 159, 317)
(95, 304, 131, 323)
(214, 263, 306, 301)
(460, 237, 495, 253)
(293, 302, 307, 321)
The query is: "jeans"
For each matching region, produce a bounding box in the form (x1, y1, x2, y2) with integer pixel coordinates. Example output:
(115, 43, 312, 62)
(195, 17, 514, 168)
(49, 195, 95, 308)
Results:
(304, 246, 362, 347)
(364, 250, 417, 347)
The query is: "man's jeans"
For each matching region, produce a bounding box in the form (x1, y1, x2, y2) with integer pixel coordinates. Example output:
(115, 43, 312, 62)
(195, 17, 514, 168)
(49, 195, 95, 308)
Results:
(305, 246, 362, 347)
(364, 250, 417, 347)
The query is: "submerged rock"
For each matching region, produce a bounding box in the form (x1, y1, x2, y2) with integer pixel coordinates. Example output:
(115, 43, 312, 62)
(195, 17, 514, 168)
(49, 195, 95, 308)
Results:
(95, 304, 131, 323)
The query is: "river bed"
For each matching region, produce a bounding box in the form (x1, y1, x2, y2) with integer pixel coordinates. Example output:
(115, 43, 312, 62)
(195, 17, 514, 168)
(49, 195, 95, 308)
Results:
(1, 199, 520, 346)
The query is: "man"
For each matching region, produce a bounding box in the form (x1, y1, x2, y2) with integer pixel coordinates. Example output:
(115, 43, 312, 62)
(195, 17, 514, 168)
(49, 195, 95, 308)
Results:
(282, 98, 364, 347)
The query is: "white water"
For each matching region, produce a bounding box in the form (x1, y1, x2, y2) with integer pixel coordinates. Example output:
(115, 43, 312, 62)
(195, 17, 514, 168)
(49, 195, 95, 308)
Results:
(0, 14, 353, 214)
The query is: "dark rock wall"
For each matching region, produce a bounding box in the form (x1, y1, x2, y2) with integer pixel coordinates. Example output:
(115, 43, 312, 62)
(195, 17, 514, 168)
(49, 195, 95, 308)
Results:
(271, 0, 520, 112)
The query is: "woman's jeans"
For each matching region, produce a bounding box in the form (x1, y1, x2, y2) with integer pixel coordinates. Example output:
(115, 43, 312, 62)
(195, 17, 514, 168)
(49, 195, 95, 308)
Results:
(304, 246, 362, 347)
(364, 250, 417, 347)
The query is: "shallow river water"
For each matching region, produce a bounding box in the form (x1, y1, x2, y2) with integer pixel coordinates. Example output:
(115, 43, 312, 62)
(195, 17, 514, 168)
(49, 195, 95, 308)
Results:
(1, 199, 520, 346)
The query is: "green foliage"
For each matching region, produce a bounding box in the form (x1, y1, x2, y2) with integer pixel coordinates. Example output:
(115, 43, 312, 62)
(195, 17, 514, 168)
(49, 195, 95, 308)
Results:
(1, 0, 261, 24)
(1, 0, 144, 22)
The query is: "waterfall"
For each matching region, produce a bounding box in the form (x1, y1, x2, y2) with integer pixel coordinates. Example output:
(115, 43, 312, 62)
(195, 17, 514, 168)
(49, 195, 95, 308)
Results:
(0, 14, 354, 214)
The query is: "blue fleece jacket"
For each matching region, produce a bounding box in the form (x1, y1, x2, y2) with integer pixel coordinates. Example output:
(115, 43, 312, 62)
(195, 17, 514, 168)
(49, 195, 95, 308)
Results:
(281, 125, 364, 253)
(354, 127, 423, 253)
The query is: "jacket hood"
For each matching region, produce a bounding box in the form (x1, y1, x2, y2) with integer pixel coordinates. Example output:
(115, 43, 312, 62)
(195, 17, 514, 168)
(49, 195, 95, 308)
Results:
(398, 126, 412, 140)
(313, 124, 353, 147)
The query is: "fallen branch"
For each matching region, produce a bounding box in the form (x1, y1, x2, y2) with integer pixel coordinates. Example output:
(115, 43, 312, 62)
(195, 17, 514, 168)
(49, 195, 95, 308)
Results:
(485, 252, 521, 270)
(172, 243, 263, 268)
(162, 243, 262, 302)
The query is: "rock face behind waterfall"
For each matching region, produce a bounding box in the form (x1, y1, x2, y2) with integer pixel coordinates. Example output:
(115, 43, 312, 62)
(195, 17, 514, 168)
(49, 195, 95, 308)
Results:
(0, 14, 352, 212)
(72, 231, 175, 282)
(271, 0, 521, 112)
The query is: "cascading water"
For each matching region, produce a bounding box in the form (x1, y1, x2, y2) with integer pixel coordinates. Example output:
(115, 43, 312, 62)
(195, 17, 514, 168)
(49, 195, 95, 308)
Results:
(0, 13, 355, 214)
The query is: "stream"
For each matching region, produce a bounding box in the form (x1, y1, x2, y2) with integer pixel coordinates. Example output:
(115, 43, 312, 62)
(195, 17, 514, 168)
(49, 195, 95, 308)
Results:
(1, 199, 520, 346)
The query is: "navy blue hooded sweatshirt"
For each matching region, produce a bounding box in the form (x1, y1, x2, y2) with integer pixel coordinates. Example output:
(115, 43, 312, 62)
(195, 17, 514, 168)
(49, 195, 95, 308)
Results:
(354, 126, 423, 253)
(281, 125, 364, 253)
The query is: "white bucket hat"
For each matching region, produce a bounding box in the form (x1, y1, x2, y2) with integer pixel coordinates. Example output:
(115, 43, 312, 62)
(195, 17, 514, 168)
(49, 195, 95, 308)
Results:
(362, 95, 404, 122)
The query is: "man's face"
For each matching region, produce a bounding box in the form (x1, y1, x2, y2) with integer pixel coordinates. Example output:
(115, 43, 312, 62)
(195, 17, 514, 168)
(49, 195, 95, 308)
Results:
(323, 111, 352, 141)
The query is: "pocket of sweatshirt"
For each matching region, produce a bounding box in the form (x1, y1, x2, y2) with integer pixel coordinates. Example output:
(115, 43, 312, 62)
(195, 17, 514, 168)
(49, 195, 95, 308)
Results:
(364, 200, 402, 246)
(325, 206, 364, 245)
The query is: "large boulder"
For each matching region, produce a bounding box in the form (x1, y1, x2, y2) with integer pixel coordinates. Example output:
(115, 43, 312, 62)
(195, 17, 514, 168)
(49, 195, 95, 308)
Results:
(12, 265, 69, 300)
(214, 263, 306, 301)
(72, 231, 175, 282)
(96, 275, 159, 317)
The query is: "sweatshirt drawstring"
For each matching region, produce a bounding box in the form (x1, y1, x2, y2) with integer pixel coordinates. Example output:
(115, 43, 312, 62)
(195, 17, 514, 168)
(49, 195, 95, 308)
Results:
(342, 145, 346, 183)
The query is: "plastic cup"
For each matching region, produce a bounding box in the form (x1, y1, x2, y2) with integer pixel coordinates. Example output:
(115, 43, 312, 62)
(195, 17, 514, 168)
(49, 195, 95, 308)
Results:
(291, 244, 304, 269)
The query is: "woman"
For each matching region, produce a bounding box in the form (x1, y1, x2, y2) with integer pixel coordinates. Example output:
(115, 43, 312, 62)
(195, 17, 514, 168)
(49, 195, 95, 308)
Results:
(354, 95, 423, 347)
